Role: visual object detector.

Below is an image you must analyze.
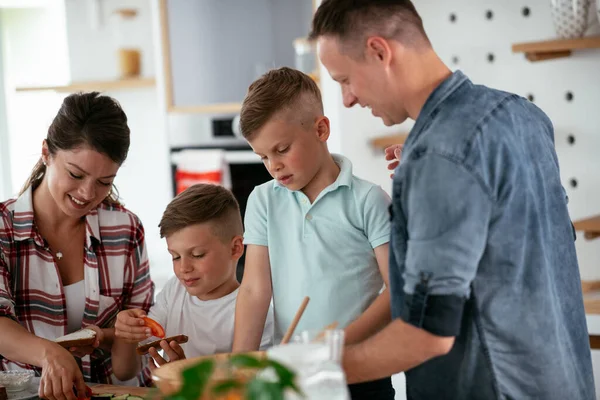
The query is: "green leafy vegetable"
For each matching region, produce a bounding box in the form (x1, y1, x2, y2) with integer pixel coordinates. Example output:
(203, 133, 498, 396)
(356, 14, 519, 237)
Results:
(162, 354, 303, 400)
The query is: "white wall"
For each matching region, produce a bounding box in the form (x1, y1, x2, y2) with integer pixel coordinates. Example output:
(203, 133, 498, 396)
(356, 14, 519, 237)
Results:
(64, 0, 156, 81)
(98, 87, 173, 286)
(322, 0, 600, 281)
(63, 0, 173, 286)
(167, 0, 272, 106)
(0, 4, 71, 195)
(0, 17, 11, 200)
(1, 0, 173, 288)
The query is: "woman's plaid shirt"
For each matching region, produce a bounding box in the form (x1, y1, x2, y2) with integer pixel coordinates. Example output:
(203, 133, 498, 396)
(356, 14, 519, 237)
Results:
(0, 188, 154, 385)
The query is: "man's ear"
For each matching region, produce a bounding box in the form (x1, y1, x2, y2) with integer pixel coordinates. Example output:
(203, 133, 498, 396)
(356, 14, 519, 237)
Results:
(315, 116, 330, 142)
(365, 36, 394, 67)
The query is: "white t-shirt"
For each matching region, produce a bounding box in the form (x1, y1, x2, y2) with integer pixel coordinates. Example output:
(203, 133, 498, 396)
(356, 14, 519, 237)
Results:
(148, 276, 274, 357)
(64, 280, 85, 334)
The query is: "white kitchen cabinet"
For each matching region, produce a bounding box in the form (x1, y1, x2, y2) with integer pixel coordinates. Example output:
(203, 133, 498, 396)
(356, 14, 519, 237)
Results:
(159, 0, 315, 114)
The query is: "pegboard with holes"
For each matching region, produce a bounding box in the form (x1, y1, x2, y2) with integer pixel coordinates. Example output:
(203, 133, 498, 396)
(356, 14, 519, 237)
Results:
(412, 0, 600, 280)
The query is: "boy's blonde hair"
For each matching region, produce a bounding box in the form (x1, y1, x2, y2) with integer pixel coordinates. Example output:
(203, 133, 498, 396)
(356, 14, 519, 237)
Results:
(239, 67, 323, 140)
(159, 184, 243, 242)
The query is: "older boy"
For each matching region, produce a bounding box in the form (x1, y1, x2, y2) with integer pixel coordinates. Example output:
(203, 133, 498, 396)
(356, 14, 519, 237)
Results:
(113, 184, 273, 379)
(232, 67, 394, 399)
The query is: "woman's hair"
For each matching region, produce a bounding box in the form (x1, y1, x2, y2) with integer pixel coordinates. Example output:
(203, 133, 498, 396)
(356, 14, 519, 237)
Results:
(20, 91, 131, 205)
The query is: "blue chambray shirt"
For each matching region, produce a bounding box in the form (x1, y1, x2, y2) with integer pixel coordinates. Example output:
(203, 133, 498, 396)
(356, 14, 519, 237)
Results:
(389, 70, 595, 399)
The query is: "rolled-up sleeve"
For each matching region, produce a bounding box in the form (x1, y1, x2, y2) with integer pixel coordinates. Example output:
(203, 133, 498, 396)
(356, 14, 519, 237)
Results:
(0, 249, 16, 321)
(399, 154, 492, 336)
(0, 213, 16, 322)
(0, 237, 17, 365)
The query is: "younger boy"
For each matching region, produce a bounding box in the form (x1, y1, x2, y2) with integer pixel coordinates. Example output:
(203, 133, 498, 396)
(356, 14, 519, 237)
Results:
(112, 184, 273, 378)
(232, 67, 394, 400)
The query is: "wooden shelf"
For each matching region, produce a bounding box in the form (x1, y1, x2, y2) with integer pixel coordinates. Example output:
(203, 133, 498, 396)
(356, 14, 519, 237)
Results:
(163, 72, 318, 114)
(370, 133, 409, 150)
(15, 77, 156, 93)
(512, 36, 600, 62)
(573, 215, 600, 240)
(581, 281, 600, 348)
(167, 103, 242, 114)
(583, 281, 600, 315)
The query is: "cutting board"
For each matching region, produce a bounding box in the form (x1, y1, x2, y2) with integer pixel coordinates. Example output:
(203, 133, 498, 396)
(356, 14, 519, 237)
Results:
(90, 384, 152, 398)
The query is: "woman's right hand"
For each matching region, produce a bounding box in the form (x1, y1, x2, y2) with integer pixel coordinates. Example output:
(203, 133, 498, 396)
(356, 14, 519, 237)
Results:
(39, 342, 87, 400)
(114, 309, 152, 344)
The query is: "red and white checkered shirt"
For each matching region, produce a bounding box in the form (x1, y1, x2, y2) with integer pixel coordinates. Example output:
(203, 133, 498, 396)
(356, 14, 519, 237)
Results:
(0, 187, 155, 385)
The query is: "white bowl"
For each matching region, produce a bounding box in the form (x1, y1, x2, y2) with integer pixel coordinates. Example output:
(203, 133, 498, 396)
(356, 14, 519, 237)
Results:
(0, 370, 35, 392)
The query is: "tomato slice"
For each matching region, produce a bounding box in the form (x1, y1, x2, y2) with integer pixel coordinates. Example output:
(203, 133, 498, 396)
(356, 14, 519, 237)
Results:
(75, 385, 92, 399)
(142, 316, 165, 338)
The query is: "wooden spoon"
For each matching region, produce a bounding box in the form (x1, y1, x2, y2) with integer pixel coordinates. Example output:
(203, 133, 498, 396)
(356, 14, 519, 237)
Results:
(280, 296, 310, 344)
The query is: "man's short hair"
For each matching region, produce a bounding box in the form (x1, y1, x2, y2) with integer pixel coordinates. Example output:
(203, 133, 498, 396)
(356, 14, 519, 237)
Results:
(309, 0, 430, 57)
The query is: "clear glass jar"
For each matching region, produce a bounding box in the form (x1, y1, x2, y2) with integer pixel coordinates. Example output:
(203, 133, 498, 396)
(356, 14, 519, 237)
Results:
(112, 8, 141, 78)
(293, 37, 317, 76)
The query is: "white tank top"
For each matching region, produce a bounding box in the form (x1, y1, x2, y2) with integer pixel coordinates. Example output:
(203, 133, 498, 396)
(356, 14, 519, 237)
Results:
(64, 280, 85, 333)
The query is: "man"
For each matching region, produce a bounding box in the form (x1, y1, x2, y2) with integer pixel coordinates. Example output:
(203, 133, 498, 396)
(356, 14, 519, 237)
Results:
(310, 1, 595, 399)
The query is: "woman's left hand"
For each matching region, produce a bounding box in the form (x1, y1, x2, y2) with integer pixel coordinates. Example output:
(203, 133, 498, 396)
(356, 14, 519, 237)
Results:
(69, 325, 105, 358)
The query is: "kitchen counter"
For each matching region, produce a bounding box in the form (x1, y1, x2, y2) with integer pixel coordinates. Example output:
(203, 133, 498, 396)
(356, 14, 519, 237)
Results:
(90, 384, 152, 398)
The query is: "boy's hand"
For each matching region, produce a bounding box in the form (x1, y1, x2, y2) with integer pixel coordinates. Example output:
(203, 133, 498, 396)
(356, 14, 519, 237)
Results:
(147, 340, 186, 370)
(114, 309, 152, 344)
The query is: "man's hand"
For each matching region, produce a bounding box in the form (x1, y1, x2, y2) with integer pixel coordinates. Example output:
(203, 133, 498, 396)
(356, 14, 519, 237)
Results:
(148, 340, 186, 371)
(385, 144, 403, 178)
(114, 309, 152, 344)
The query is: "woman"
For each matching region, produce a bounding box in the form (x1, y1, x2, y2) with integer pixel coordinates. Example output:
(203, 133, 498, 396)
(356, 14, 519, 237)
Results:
(0, 92, 155, 400)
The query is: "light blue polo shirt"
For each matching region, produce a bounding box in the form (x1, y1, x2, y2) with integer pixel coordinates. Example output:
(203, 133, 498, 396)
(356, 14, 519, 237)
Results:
(244, 154, 391, 342)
